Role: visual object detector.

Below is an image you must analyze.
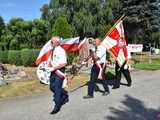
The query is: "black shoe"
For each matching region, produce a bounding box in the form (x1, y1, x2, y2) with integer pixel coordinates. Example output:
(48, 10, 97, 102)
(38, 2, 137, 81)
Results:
(62, 97, 69, 105)
(83, 95, 94, 99)
(102, 91, 109, 96)
(50, 107, 60, 114)
(127, 83, 131, 87)
(112, 86, 120, 89)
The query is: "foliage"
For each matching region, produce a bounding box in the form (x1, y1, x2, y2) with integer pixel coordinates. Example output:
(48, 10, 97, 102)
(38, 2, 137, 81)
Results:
(48, 0, 115, 37)
(67, 52, 78, 65)
(21, 49, 40, 66)
(0, 16, 5, 41)
(40, 4, 50, 20)
(52, 16, 73, 38)
(8, 50, 22, 65)
(116, 0, 160, 47)
(0, 51, 8, 63)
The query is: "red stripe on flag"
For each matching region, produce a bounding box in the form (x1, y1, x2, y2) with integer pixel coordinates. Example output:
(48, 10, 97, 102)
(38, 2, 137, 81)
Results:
(61, 44, 79, 52)
(35, 50, 52, 65)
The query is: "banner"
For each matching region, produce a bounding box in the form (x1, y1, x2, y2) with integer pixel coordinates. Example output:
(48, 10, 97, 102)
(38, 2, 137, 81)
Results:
(128, 44, 143, 52)
(101, 20, 128, 66)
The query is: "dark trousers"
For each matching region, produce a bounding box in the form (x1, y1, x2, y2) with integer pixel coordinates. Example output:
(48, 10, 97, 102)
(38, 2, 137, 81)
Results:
(114, 61, 132, 87)
(88, 64, 109, 96)
(50, 68, 68, 108)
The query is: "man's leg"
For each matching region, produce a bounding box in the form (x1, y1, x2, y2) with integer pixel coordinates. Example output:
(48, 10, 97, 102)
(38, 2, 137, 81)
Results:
(50, 75, 63, 114)
(84, 65, 98, 98)
(101, 80, 110, 95)
(113, 62, 121, 89)
(61, 89, 69, 105)
(101, 66, 109, 95)
(122, 68, 132, 86)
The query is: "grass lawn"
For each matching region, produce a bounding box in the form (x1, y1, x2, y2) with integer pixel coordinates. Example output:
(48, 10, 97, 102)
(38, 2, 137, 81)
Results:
(134, 62, 160, 70)
(131, 52, 160, 70)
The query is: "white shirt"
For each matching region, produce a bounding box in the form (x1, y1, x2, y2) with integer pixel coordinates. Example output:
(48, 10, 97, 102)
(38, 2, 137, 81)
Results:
(51, 46, 67, 67)
(96, 44, 106, 64)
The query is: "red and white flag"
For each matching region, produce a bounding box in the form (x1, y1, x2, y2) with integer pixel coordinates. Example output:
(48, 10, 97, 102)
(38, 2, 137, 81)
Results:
(60, 37, 86, 52)
(35, 37, 86, 65)
(101, 20, 128, 66)
(35, 40, 53, 65)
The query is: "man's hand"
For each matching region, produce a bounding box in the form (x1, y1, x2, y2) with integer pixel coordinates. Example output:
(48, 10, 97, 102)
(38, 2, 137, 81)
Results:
(124, 64, 128, 70)
(46, 67, 55, 72)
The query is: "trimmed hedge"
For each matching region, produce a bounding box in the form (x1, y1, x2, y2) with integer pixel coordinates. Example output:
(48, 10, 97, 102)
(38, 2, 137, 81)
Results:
(0, 49, 77, 66)
(0, 49, 40, 66)
(0, 51, 8, 63)
(21, 49, 40, 66)
(8, 50, 22, 65)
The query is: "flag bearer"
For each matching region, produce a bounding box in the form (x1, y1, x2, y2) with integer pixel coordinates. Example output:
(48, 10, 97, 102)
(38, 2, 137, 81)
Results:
(47, 36, 69, 114)
(83, 38, 109, 99)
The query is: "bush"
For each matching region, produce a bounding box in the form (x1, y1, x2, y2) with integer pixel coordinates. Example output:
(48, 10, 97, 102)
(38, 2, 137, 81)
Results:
(67, 52, 78, 65)
(21, 49, 40, 66)
(8, 50, 21, 65)
(0, 51, 8, 63)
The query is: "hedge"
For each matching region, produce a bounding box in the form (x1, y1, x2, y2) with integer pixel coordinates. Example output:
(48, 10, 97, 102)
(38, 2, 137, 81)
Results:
(8, 50, 22, 65)
(0, 51, 8, 63)
(0, 49, 78, 66)
(21, 49, 40, 66)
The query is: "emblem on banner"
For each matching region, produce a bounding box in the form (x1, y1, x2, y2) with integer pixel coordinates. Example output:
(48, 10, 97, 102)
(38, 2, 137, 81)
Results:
(37, 61, 50, 85)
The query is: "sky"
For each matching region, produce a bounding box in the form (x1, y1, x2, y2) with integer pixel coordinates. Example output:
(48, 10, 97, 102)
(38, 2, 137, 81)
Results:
(0, 0, 49, 23)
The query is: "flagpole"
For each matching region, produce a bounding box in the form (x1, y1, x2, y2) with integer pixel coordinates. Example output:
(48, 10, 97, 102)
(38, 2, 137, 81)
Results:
(105, 14, 126, 37)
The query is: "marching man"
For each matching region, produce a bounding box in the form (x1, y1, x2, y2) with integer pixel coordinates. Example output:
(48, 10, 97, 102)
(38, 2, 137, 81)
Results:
(47, 36, 69, 114)
(83, 38, 109, 99)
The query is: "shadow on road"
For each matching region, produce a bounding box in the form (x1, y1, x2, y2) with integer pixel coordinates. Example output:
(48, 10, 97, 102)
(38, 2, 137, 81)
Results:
(106, 95, 160, 120)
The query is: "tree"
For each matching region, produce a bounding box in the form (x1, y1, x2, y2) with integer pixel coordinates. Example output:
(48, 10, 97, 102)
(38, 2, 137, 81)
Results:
(52, 16, 73, 38)
(47, 0, 117, 38)
(115, 0, 160, 45)
(40, 4, 50, 20)
(0, 16, 5, 41)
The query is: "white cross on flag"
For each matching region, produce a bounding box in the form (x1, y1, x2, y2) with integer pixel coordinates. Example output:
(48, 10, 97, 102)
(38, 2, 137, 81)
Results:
(101, 20, 128, 66)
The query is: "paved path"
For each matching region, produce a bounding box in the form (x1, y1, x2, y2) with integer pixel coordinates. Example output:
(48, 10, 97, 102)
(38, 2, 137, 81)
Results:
(0, 70, 160, 120)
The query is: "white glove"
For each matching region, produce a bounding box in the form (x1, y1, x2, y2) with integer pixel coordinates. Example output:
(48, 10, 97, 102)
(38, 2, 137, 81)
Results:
(124, 64, 128, 70)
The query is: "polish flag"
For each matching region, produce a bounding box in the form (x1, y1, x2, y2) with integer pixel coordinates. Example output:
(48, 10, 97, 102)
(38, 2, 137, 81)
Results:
(60, 37, 86, 52)
(35, 40, 53, 65)
(101, 20, 128, 66)
(35, 37, 86, 65)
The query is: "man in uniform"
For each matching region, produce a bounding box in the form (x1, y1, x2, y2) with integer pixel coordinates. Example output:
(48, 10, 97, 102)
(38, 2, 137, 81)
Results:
(83, 38, 109, 99)
(47, 36, 68, 114)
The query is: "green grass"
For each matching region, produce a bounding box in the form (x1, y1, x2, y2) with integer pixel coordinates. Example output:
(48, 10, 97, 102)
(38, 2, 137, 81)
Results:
(131, 53, 160, 70)
(134, 62, 160, 70)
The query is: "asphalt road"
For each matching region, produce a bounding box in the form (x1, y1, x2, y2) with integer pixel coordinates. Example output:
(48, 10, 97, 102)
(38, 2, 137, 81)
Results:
(0, 70, 160, 120)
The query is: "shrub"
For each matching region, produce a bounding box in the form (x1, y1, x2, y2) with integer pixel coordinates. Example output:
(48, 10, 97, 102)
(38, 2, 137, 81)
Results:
(8, 50, 21, 65)
(21, 49, 40, 66)
(0, 51, 8, 63)
(67, 52, 78, 65)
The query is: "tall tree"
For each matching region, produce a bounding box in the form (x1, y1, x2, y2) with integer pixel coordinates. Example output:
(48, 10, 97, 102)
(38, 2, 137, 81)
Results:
(47, 0, 116, 38)
(0, 16, 5, 41)
(52, 16, 73, 38)
(115, 0, 160, 45)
